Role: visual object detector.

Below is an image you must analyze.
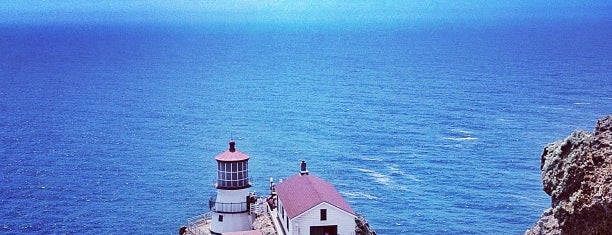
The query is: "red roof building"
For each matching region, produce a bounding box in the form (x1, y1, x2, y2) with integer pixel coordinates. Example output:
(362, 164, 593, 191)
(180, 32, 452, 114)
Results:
(276, 174, 355, 219)
(275, 166, 356, 235)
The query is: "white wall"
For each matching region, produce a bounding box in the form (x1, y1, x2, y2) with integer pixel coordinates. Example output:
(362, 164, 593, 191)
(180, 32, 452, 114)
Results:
(216, 188, 249, 203)
(210, 212, 251, 234)
(210, 188, 252, 234)
(289, 202, 356, 235)
(277, 198, 290, 234)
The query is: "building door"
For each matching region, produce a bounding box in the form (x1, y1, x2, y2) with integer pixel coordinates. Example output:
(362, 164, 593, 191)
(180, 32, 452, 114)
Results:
(309, 225, 337, 235)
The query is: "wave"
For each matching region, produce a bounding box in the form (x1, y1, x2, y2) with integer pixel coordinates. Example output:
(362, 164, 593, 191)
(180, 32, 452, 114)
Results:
(358, 156, 383, 161)
(446, 128, 478, 141)
(357, 168, 391, 186)
(388, 165, 423, 182)
(341, 191, 378, 200)
(445, 136, 478, 141)
(449, 128, 473, 134)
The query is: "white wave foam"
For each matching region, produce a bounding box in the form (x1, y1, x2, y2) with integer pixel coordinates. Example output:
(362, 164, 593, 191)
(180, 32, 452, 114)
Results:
(359, 156, 383, 161)
(446, 128, 477, 141)
(388, 165, 423, 182)
(357, 168, 391, 186)
(449, 128, 473, 134)
(445, 136, 478, 141)
(341, 191, 378, 200)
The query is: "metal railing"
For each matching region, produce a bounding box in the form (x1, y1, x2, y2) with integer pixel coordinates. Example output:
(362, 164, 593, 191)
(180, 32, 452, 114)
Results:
(265, 199, 279, 235)
(209, 196, 248, 213)
(186, 212, 211, 235)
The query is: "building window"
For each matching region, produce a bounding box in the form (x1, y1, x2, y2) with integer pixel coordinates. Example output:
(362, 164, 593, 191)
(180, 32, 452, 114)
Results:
(286, 217, 289, 230)
(320, 209, 327, 221)
(218, 215, 223, 222)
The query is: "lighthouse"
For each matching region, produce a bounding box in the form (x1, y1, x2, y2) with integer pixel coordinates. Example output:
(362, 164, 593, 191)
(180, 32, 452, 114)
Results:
(209, 140, 253, 234)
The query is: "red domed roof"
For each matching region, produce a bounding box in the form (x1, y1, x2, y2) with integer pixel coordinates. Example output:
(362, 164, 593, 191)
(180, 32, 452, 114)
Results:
(215, 141, 250, 162)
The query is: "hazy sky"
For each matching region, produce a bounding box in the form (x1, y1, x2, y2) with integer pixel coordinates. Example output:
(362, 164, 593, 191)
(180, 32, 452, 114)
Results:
(1, 0, 610, 25)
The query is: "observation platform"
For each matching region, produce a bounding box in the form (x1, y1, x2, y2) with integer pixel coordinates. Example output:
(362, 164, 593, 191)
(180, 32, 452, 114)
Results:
(183, 198, 279, 235)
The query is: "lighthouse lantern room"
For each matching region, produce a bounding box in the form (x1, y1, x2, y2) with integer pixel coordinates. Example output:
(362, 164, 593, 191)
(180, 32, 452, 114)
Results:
(209, 140, 253, 234)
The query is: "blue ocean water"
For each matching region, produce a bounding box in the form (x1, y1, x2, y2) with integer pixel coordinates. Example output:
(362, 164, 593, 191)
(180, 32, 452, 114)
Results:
(0, 20, 611, 234)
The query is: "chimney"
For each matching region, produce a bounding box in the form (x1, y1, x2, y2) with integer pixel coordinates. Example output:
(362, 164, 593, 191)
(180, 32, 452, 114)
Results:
(300, 160, 309, 175)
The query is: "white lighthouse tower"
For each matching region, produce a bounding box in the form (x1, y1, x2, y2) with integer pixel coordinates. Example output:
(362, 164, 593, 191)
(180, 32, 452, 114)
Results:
(209, 140, 253, 234)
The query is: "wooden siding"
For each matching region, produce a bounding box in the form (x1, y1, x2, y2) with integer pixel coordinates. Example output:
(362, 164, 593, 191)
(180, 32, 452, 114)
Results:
(277, 197, 289, 234)
(290, 202, 355, 235)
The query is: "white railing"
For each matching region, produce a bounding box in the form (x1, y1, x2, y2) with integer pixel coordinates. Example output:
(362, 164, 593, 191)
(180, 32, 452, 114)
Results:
(186, 212, 212, 235)
(265, 199, 279, 235)
(209, 198, 248, 213)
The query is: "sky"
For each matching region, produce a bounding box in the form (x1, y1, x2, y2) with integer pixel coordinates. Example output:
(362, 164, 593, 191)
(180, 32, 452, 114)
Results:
(0, 0, 610, 25)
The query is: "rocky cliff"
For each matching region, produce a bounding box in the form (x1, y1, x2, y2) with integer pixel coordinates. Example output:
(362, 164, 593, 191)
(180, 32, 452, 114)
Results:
(355, 213, 377, 235)
(525, 115, 612, 235)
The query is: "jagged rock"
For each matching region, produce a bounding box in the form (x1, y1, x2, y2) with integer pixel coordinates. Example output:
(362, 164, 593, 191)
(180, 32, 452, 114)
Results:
(526, 115, 612, 235)
(355, 214, 376, 235)
(526, 208, 560, 235)
(252, 214, 276, 235)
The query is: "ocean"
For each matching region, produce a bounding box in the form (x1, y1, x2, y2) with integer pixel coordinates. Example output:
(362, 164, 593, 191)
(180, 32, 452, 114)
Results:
(1, 19, 610, 234)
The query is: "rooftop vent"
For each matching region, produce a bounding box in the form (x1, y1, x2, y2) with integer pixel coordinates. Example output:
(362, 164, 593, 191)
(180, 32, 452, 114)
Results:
(229, 140, 236, 152)
(300, 160, 309, 175)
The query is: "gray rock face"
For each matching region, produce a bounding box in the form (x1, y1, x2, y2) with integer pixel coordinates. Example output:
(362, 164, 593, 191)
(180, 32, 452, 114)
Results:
(355, 214, 376, 235)
(252, 214, 276, 235)
(526, 208, 560, 235)
(526, 115, 612, 235)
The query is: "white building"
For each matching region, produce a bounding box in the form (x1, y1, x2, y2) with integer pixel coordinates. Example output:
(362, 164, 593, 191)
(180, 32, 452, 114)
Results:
(275, 162, 356, 235)
(209, 140, 254, 234)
